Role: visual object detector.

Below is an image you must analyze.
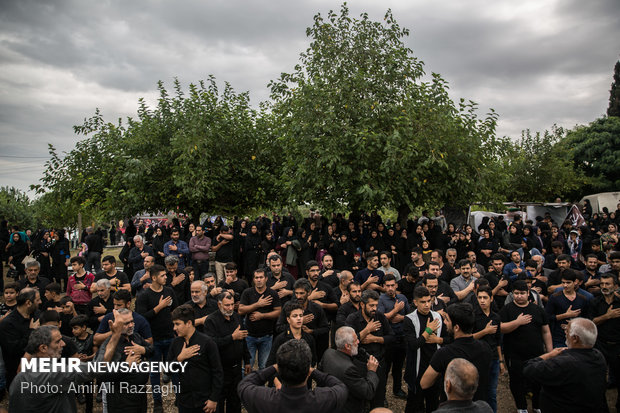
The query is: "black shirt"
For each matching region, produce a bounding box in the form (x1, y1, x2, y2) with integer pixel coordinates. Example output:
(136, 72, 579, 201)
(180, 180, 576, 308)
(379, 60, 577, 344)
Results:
(167, 330, 223, 408)
(94, 270, 130, 290)
(320, 269, 340, 289)
(220, 278, 249, 299)
(267, 329, 317, 366)
(345, 310, 394, 359)
(275, 301, 329, 339)
(590, 294, 620, 343)
(87, 295, 114, 329)
(240, 287, 281, 337)
(134, 286, 178, 340)
(166, 270, 191, 304)
(238, 365, 348, 413)
(336, 301, 359, 329)
(214, 237, 234, 262)
(18, 276, 50, 293)
(500, 301, 548, 359)
(203, 310, 250, 368)
(473, 307, 502, 359)
(397, 277, 417, 304)
(429, 336, 493, 402)
(309, 280, 339, 319)
(184, 299, 218, 333)
(266, 272, 296, 304)
(0, 310, 32, 384)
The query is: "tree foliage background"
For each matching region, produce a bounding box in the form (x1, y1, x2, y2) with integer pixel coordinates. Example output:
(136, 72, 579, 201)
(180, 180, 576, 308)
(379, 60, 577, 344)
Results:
(25, 6, 619, 229)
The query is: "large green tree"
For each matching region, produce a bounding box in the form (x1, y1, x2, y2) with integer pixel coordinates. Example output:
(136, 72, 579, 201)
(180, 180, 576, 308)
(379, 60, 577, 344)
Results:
(564, 116, 620, 193)
(33, 78, 279, 221)
(268, 5, 505, 221)
(0, 186, 36, 229)
(500, 126, 589, 202)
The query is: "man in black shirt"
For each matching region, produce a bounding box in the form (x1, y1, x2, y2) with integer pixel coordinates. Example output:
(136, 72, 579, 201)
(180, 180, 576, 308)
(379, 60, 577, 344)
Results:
(336, 282, 362, 329)
(398, 266, 420, 305)
(165, 254, 191, 304)
(276, 278, 329, 360)
(421, 274, 448, 314)
(238, 339, 347, 413)
(134, 264, 178, 412)
(92, 255, 130, 293)
(220, 262, 249, 299)
(186, 280, 217, 333)
(239, 268, 281, 370)
(87, 278, 114, 330)
(472, 286, 503, 413)
(84, 226, 103, 274)
(18, 260, 50, 293)
(591, 273, 620, 411)
(0, 288, 41, 385)
(168, 305, 223, 413)
(97, 308, 153, 412)
(212, 226, 234, 285)
(421, 303, 492, 404)
(426, 263, 457, 306)
(320, 254, 340, 288)
(404, 286, 447, 413)
(500, 280, 552, 413)
(306, 260, 338, 327)
(523, 318, 608, 413)
(204, 292, 250, 413)
(266, 255, 295, 303)
(484, 254, 509, 309)
(345, 289, 394, 408)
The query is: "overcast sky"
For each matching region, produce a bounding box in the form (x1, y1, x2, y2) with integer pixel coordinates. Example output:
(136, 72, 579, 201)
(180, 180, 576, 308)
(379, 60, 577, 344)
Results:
(1, 0, 618, 195)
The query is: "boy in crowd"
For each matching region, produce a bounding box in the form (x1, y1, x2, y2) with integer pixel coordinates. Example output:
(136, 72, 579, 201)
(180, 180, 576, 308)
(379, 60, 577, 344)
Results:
(70, 314, 96, 412)
(42, 282, 62, 311)
(0, 282, 19, 320)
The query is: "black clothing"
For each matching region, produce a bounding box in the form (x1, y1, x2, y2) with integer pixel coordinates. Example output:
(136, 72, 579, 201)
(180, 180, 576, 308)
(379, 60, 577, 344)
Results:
(96, 332, 153, 411)
(203, 310, 250, 368)
(318, 348, 379, 413)
(500, 301, 549, 359)
(134, 286, 178, 340)
(184, 299, 218, 333)
(237, 365, 347, 413)
(85, 233, 103, 254)
(87, 294, 114, 330)
(165, 269, 191, 304)
(429, 336, 493, 402)
(220, 278, 249, 299)
(266, 272, 296, 304)
(335, 301, 359, 329)
(275, 301, 328, 338)
(240, 287, 281, 337)
(0, 309, 33, 385)
(94, 270, 130, 290)
(473, 307, 502, 359)
(167, 330, 224, 408)
(267, 329, 317, 366)
(590, 295, 620, 342)
(433, 400, 493, 412)
(398, 277, 417, 304)
(345, 310, 395, 360)
(523, 348, 608, 413)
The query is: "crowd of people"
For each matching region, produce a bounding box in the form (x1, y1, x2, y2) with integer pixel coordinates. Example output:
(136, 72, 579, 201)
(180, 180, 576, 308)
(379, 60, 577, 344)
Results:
(0, 204, 619, 413)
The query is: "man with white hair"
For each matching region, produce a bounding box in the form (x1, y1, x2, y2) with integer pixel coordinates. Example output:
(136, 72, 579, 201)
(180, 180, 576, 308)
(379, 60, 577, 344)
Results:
(433, 358, 493, 412)
(523, 318, 608, 413)
(319, 326, 380, 413)
(127, 234, 154, 274)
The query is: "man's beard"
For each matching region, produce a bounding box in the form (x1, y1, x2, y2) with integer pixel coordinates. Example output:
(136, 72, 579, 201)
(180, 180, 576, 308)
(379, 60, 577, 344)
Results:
(221, 309, 234, 317)
(192, 296, 205, 305)
(350, 343, 358, 356)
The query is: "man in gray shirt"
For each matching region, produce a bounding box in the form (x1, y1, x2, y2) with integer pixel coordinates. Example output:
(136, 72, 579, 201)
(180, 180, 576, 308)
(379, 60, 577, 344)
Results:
(9, 326, 93, 413)
(450, 260, 476, 302)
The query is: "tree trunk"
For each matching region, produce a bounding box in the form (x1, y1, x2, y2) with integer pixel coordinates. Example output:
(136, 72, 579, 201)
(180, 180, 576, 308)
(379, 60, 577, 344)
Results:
(397, 204, 411, 228)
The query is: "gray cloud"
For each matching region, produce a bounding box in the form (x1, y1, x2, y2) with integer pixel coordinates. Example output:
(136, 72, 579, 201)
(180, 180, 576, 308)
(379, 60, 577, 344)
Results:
(1, 0, 618, 194)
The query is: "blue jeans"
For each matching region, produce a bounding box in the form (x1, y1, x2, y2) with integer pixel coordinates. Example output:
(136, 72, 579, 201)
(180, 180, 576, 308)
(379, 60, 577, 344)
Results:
(487, 359, 500, 413)
(150, 338, 173, 402)
(246, 335, 272, 370)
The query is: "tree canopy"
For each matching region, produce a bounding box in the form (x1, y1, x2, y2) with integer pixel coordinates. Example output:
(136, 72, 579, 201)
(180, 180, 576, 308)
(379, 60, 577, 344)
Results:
(268, 4, 504, 219)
